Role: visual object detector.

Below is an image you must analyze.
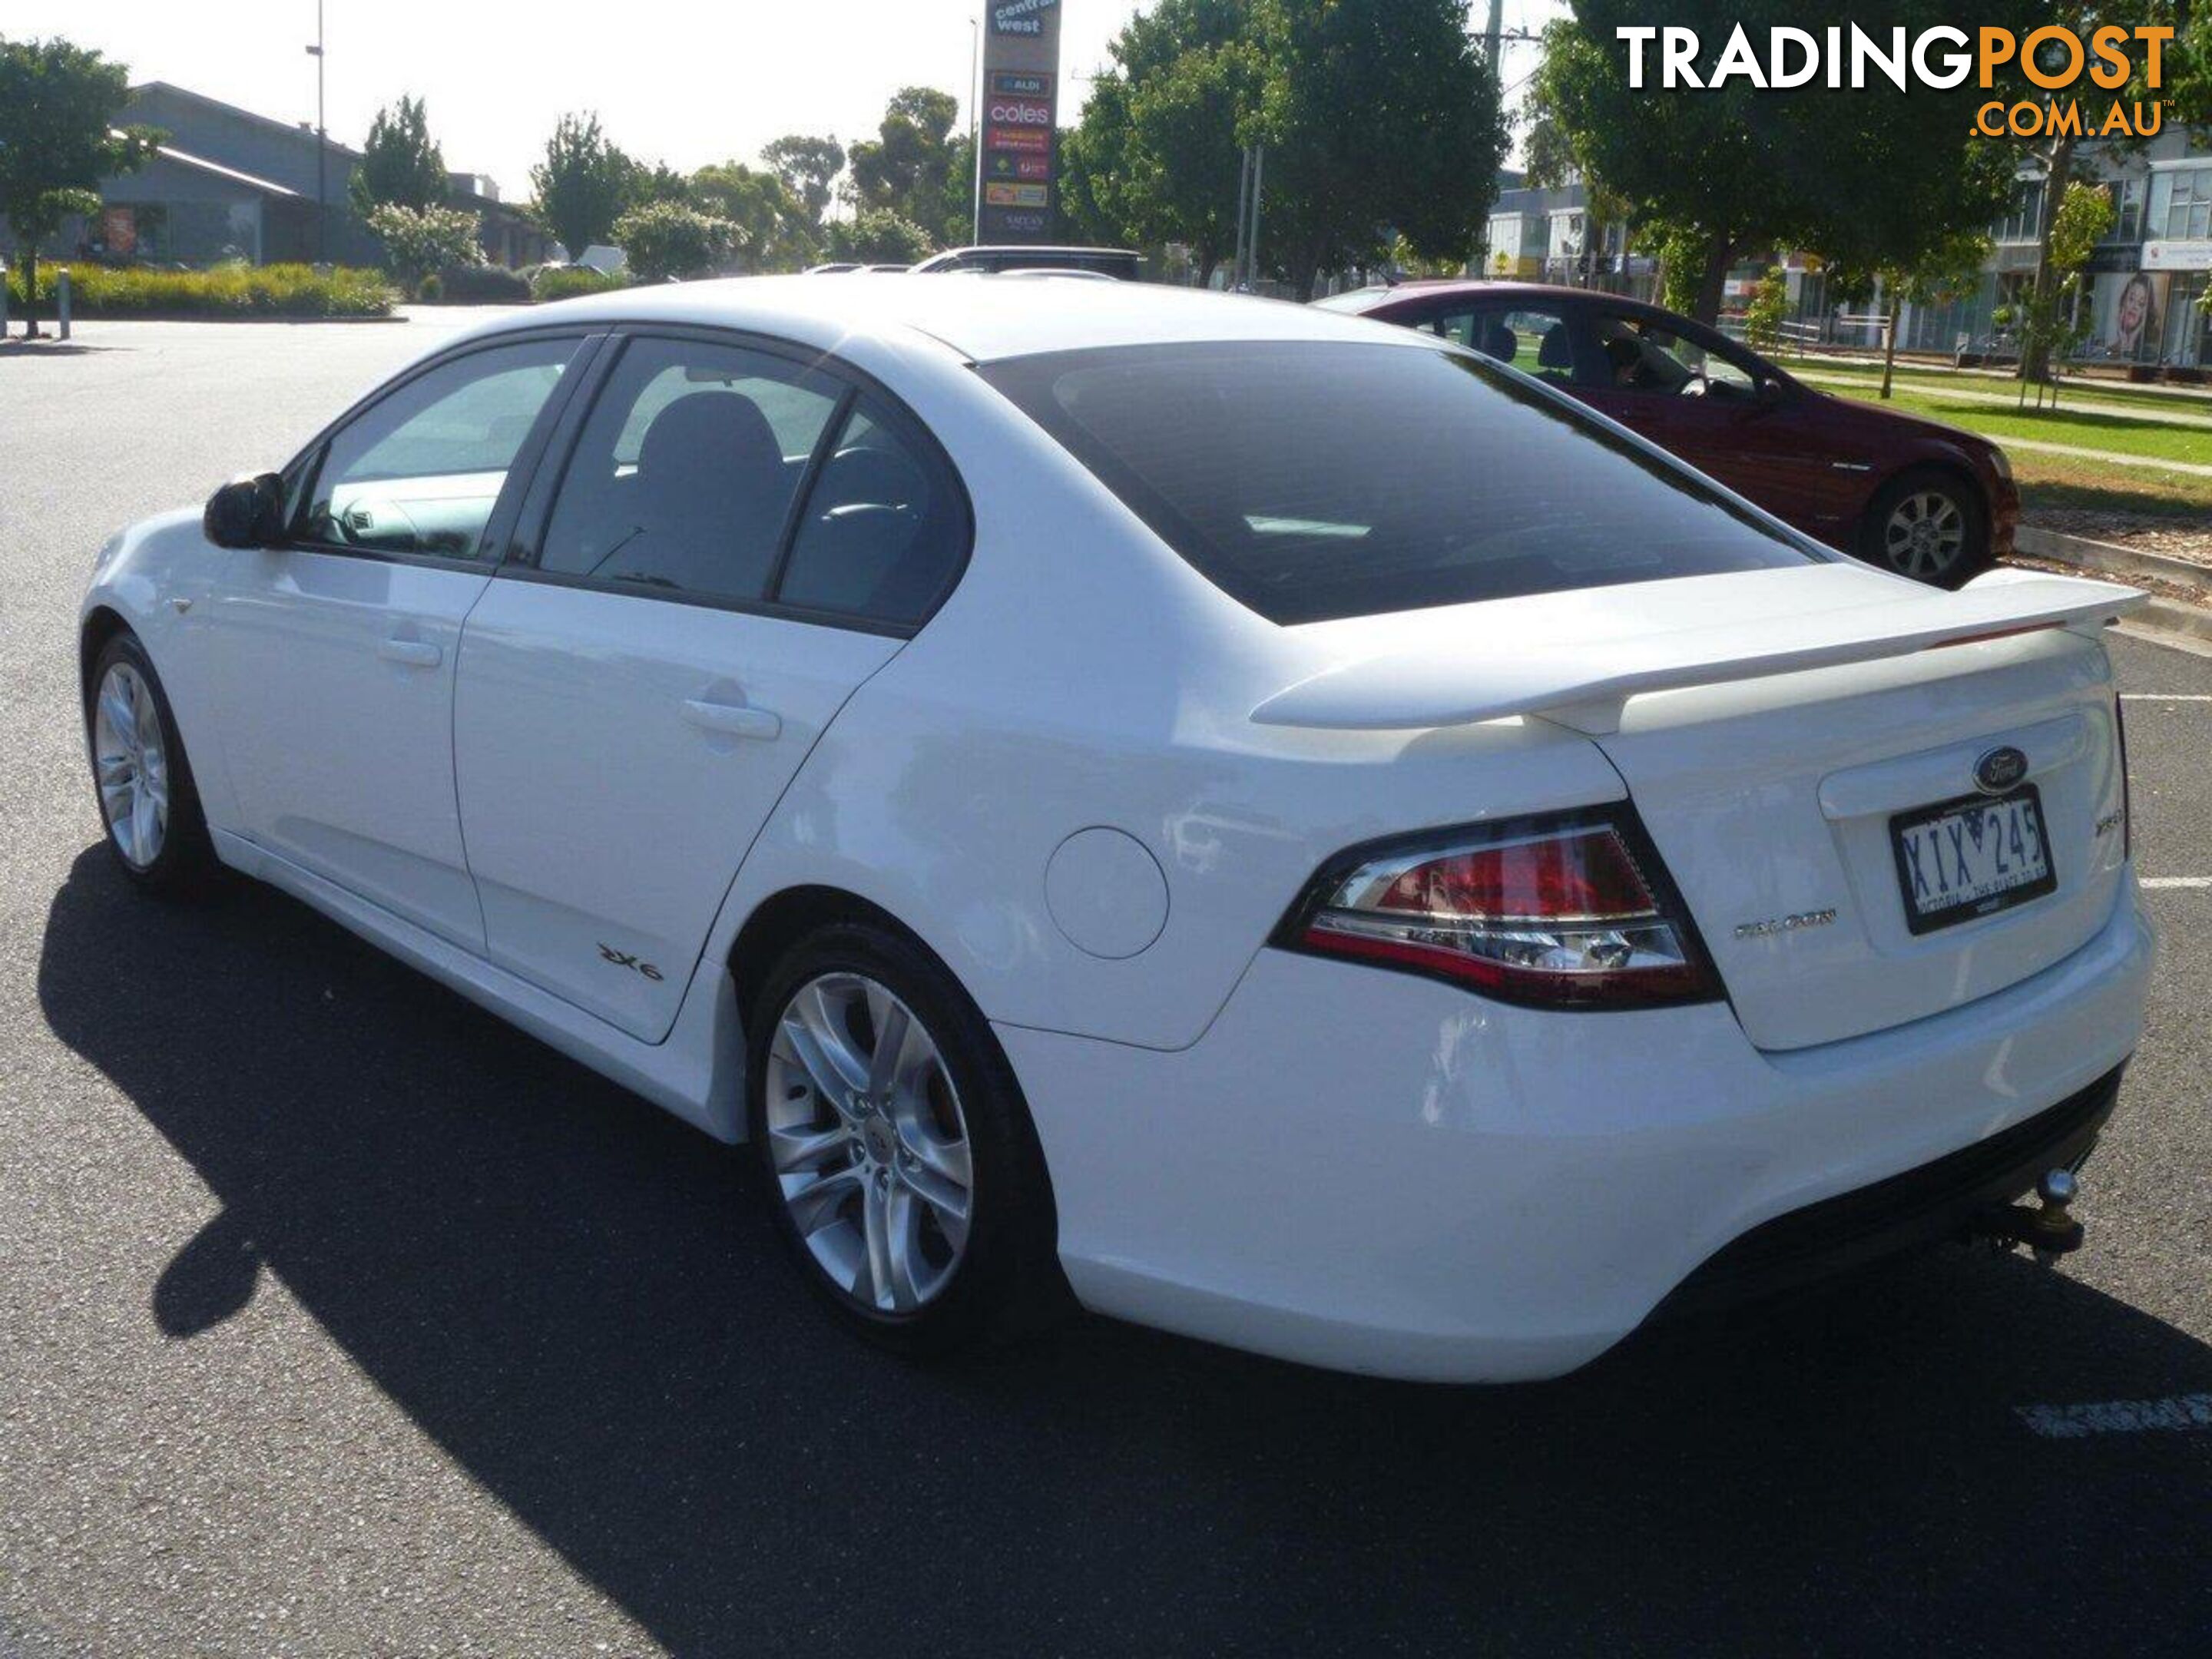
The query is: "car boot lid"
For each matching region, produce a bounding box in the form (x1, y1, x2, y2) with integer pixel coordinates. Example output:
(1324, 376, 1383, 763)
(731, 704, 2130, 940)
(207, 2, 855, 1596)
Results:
(1252, 565, 2144, 736)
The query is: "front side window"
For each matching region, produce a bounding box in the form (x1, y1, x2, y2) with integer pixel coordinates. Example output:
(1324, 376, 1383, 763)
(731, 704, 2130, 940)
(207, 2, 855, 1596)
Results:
(299, 336, 579, 559)
(982, 340, 1818, 626)
(538, 337, 841, 604)
(1591, 314, 1760, 400)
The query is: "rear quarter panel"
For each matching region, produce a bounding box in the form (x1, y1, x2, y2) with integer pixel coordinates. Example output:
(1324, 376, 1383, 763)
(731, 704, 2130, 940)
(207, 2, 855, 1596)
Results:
(707, 355, 1628, 1051)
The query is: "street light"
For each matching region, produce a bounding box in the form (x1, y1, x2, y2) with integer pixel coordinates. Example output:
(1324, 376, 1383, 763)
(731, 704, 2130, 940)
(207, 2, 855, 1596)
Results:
(969, 17, 982, 244)
(306, 0, 326, 264)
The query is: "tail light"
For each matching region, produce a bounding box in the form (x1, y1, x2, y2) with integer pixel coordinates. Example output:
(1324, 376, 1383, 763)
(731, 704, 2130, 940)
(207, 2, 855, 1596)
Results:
(1274, 810, 1721, 1010)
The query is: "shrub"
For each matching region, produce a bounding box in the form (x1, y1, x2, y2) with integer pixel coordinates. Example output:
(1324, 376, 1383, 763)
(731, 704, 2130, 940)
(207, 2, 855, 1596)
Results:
(429, 263, 531, 303)
(612, 200, 739, 281)
(825, 207, 935, 267)
(365, 202, 483, 284)
(1743, 266, 1789, 353)
(416, 272, 444, 303)
(531, 265, 626, 303)
(3, 262, 393, 317)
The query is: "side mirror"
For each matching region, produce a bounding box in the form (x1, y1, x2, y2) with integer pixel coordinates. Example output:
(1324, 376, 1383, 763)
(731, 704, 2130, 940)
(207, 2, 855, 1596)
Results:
(1756, 377, 1789, 409)
(203, 473, 284, 548)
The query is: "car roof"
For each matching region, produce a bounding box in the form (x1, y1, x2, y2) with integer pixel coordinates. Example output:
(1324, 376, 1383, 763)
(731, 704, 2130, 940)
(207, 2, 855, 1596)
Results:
(1336, 279, 1641, 310)
(478, 273, 1416, 365)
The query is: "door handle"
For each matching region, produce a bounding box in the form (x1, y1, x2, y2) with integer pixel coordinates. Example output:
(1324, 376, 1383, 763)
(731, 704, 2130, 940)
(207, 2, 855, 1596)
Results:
(378, 637, 442, 668)
(682, 698, 782, 741)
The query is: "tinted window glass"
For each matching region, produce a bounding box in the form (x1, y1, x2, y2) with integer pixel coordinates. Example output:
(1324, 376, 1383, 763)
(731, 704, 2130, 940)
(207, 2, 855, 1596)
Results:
(1439, 306, 1581, 385)
(1593, 313, 1760, 399)
(300, 337, 578, 558)
(539, 337, 839, 604)
(776, 399, 966, 627)
(982, 341, 1819, 626)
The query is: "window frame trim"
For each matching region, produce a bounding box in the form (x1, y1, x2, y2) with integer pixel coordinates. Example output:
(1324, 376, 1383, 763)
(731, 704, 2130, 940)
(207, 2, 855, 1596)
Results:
(493, 321, 975, 639)
(275, 326, 609, 572)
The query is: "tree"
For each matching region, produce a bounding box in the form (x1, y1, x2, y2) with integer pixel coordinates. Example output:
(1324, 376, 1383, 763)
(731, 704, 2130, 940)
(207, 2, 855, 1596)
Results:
(2016, 182, 2116, 409)
(687, 161, 817, 270)
(612, 200, 738, 281)
(621, 157, 692, 210)
(846, 88, 963, 238)
(0, 36, 160, 336)
(760, 134, 845, 226)
(366, 203, 482, 288)
(1534, 2, 2032, 324)
(349, 94, 447, 215)
(530, 112, 629, 259)
(1246, 0, 1508, 298)
(1065, 0, 1258, 281)
(1828, 228, 1991, 402)
(825, 207, 935, 265)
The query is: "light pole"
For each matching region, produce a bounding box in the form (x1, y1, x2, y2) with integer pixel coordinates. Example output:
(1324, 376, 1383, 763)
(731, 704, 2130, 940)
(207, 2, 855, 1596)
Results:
(306, 0, 326, 264)
(969, 17, 982, 244)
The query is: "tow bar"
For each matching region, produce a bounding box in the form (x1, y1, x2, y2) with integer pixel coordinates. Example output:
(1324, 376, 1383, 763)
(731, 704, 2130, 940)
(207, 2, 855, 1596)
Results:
(1970, 1169, 2085, 1265)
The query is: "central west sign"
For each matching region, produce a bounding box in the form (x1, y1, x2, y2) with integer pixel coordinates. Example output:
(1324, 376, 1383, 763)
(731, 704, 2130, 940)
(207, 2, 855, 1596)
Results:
(978, 0, 1062, 240)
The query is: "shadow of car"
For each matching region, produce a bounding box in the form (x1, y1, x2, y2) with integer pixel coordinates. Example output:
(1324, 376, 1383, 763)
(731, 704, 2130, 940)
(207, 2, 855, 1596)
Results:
(33, 844, 2212, 1654)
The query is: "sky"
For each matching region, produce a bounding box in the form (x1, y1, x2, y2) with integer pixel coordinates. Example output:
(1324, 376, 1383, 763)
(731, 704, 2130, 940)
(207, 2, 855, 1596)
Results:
(20, 2, 1566, 204)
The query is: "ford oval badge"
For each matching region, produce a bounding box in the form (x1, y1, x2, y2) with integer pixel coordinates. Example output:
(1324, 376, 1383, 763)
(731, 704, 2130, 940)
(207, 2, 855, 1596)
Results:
(1973, 746, 2028, 796)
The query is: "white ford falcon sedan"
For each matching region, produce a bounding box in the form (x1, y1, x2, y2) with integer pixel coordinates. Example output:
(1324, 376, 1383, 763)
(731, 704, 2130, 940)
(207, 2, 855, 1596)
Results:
(81, 277, 2154, 1382)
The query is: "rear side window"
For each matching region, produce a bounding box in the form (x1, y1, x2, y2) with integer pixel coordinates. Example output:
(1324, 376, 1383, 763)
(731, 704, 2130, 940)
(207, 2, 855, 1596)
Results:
(538, 337, 841, 604)
(981, 341, 1820, 626)
(776, 399, 968, 628)
(1436, 306, 1583, 386)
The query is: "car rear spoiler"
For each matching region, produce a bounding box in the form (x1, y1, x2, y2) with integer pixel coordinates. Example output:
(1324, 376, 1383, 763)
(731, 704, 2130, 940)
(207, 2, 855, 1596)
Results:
(1250, 569, 2147, 736)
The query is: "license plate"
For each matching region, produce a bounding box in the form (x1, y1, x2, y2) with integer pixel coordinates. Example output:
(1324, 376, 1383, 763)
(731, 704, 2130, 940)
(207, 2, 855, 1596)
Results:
(1890, 786, 2056, 935)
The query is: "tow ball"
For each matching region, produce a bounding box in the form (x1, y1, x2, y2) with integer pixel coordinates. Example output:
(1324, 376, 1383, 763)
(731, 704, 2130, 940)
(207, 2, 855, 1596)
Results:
(1970, 1169, 2086, 1265)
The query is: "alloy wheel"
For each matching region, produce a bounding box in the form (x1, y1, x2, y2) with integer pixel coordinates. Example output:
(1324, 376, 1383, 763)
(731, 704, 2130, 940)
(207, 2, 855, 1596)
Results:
(763, 972, 975, 1314)
(93, 661, 170, 869)
(1883, 489, 1967, 581)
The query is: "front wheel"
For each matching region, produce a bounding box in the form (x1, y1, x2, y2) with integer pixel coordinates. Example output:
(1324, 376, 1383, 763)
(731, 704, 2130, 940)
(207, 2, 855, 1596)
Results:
(746, 920, 1066, 1356)
(1859, 469, 1990, 589)
(85, 632, 218, 895)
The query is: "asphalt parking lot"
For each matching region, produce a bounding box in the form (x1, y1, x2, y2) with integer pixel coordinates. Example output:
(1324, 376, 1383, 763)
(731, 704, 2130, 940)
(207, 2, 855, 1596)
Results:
(2, 314, 2210, 1657)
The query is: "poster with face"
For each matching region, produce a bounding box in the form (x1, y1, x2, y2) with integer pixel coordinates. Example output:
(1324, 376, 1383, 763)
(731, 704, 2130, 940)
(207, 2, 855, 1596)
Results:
(2113, 271, 2159, 358)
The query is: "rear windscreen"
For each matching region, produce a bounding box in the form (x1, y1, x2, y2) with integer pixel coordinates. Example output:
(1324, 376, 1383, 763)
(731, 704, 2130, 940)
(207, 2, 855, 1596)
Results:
(981, 340, 1823, 625)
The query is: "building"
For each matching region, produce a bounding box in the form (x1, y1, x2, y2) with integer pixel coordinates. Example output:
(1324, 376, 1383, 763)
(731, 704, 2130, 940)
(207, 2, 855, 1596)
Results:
(1484, 172, 1647, 295)
(3, 82, 550, 270)
(1876, 127, 2210, 371)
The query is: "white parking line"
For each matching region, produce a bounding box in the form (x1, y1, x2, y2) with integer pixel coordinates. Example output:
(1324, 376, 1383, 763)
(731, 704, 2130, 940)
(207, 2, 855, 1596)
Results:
(2141, 877, 2212, 889)
(2017, 1393, 2212, 1439)
(2120, 694, 2212, 702)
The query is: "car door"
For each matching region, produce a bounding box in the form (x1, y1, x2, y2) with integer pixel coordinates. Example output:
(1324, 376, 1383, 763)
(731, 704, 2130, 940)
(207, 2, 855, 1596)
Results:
(210, 332, 594, 949)
(452, 329, 970, 1041)
(1572, 310, 1833, 534)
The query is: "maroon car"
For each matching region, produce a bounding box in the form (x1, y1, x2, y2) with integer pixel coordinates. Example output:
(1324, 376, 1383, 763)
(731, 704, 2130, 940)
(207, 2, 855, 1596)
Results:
(1316, 281, 2018, 588)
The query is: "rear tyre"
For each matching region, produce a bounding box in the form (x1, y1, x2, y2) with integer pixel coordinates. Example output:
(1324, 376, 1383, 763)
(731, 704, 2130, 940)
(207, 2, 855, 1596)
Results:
(746, 919, 1067, 1356)
(84, 632, 218, 896)
(1859, 469, 1990, 589)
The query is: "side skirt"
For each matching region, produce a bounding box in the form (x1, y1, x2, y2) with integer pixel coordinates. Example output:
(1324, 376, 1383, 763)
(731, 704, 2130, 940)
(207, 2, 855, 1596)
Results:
(211, 830, 747, 1141)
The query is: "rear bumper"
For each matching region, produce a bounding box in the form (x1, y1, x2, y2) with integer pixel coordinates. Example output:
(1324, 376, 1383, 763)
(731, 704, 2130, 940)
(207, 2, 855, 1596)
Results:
(1002, 876, 2154, 1383)
(1657, 1061, 2120, 1316)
